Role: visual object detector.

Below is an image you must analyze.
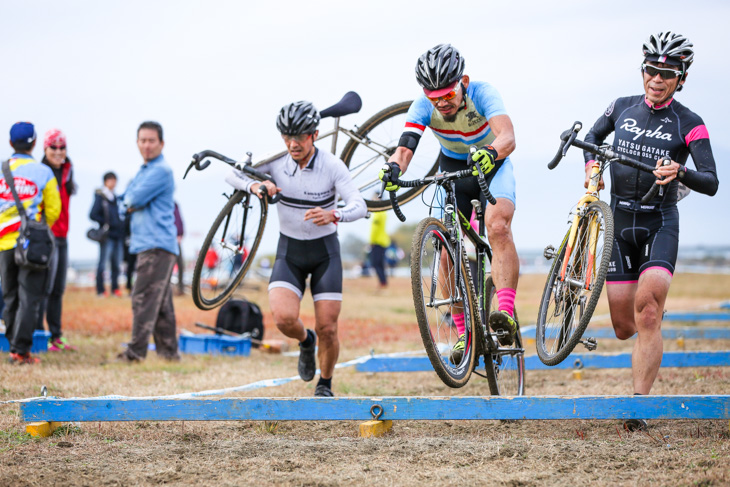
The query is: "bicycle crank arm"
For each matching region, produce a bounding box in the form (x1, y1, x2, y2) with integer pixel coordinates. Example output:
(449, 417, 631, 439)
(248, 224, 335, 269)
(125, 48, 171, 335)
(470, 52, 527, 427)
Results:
(579, 337, 598, 351)
(426, 297, 462, 308)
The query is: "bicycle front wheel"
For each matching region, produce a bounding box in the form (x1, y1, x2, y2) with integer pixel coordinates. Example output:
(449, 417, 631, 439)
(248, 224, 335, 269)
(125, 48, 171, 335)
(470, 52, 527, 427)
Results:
(411, 217, 478, 388)
(483, 275, 525, 396)
(340, 101, 439, 212)
(536, 200, 614, 365)
(191, 190, 267, 310)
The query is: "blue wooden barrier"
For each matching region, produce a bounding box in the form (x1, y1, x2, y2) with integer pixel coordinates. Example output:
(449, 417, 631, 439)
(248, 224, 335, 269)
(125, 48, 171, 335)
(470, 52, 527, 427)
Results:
(664, 312, 730, 322)
(19, 395, 730, 422)
(520, 326, 730, 340)
(355, 351, 730, 373)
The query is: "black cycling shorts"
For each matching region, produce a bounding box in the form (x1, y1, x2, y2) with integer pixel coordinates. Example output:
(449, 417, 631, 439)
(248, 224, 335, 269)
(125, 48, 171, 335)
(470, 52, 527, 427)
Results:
(269, 233, 343, 301)
(606, 204, 679, 283)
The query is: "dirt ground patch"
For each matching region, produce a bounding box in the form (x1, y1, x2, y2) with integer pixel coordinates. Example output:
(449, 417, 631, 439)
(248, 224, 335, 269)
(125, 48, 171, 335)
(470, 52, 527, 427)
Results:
(2, 274, 729, 486)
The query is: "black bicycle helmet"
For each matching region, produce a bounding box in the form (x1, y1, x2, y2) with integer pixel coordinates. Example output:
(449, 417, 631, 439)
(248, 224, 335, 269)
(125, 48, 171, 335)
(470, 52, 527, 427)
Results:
(276, 101, 320, 135)
(415, 44, 465, 92)
(643, 31, 694, 69)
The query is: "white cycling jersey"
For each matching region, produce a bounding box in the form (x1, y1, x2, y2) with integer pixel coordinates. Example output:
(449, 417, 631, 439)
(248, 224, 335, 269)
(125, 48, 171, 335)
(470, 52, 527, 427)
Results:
(225, 148, 367, 241)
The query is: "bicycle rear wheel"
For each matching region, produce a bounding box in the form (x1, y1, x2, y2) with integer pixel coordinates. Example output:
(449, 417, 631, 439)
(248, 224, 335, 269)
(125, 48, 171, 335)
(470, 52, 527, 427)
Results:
(536, 200, 614, 365)
(340, 101, 439, 212)
(411, 217, 478, 388)
(483, 275, 525, 396)
(191, 190, 267, 310)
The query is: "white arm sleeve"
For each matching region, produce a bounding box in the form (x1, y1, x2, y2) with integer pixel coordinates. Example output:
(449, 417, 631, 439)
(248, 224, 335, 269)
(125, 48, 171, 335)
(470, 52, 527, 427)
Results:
(333, 163, 367, 222)
(225, 168, 256, 193)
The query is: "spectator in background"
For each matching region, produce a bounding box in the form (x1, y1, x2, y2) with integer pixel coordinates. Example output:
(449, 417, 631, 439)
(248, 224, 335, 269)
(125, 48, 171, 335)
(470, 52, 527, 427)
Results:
(36, 129, 76, 351)
(173, 202, 184, 295)
(1, 122, 61, 364)
(117, 121, 179, 362)
(90, 172, 124, 297)
(369, 193, 390, 289)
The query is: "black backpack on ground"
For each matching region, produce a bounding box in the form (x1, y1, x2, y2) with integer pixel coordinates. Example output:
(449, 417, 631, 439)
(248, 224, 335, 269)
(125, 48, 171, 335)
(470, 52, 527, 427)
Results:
(215, 299, 264, 344)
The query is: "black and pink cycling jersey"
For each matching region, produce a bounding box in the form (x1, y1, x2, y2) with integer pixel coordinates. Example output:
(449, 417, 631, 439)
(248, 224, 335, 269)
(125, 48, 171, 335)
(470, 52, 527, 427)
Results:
(584, 95, 718, 211)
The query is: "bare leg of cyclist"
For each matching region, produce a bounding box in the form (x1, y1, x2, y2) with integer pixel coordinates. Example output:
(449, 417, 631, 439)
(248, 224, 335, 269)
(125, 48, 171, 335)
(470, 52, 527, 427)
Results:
(633, 270, 671, 394)
(485, 199, 519, 294)
(269, 287, 307, 342)
(485, 199, 519, 344)
(313, 300, 341, 380)
(607, 270, 671, 394)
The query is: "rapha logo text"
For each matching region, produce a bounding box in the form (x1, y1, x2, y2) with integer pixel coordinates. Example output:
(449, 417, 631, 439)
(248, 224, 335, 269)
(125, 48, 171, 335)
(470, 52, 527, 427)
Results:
(619, 118, 673, 142)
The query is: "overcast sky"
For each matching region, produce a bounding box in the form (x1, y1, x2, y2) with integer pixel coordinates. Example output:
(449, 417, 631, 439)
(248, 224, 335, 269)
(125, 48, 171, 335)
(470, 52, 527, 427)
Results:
(2, 0, 728, 261)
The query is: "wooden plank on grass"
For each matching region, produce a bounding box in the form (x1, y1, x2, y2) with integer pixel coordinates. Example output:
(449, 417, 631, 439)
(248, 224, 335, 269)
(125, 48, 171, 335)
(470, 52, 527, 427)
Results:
(520, 326, 730, 339)
(355, 351, 730, 373)
(663, 312, 730, 322)
(20, 395, 730, 422)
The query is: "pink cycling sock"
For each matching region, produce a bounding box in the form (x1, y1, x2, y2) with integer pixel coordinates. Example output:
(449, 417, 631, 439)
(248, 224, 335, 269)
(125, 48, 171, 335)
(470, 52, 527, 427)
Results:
(496, 288, 516, 317)
(452, 313, 466, 336)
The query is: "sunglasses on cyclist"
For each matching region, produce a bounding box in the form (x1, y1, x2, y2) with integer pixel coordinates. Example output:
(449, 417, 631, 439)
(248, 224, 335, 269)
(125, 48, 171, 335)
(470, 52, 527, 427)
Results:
(426, 82, 462, 103)
(281, 133, 312, 144)
(642, 63, 683, 80)
(49, 145, 66, 150)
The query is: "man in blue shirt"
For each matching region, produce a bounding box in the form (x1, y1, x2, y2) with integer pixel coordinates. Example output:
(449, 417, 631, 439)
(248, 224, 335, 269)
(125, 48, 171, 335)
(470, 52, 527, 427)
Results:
(117, 121, 179, 362)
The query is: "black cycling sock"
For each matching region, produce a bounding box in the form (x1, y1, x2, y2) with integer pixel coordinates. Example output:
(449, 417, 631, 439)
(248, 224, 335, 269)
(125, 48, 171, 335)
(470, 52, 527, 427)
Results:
(317, 377, 332, 389)
(300, 329, 315, 348)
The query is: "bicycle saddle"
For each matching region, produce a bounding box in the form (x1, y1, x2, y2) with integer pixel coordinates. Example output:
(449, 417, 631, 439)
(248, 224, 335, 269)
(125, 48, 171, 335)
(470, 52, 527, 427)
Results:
(320, 91, 362, 118)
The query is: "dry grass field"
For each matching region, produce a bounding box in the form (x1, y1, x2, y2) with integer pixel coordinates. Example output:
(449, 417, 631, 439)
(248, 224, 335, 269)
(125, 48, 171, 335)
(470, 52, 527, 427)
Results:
(1, 273, 729, 486)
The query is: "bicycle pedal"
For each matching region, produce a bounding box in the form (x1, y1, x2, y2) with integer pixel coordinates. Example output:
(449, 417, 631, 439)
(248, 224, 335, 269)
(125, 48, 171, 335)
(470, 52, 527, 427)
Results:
(580, 337, 598, 351)
(543, 245, 556, 260)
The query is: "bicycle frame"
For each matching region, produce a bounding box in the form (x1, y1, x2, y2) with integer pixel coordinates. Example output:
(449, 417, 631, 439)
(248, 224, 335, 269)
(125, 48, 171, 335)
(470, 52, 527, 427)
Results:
(560, 160, 603, 290)
(431, 181, 502, 355)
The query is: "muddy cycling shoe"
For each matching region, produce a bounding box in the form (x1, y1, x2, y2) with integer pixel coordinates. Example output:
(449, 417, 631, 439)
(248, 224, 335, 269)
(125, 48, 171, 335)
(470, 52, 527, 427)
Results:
(623, 418, 648, 432)
(449, 334, 466, 364)
(298, 329, 317, 382)
(489, 310, 517, 346)
(314, 384, 334, 397)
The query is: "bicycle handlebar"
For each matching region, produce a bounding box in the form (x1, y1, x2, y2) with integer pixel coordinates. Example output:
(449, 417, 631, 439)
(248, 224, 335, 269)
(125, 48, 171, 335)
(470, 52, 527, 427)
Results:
(548, 122, 665, 205)
(184, 150, 281, 204)
(385, 155, 497, 222)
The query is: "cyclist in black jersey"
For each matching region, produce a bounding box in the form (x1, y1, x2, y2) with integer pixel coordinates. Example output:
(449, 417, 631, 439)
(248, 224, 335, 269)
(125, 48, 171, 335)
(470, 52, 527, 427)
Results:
(225, 101, 367, 397)
(582, 32, 719, 430)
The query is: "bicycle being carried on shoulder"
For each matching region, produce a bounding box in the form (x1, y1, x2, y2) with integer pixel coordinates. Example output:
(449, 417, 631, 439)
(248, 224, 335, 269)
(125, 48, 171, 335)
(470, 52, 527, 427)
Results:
(184, 93, 441, 310)
(385, 155, 525, 393)
(536, 121, 668, 366)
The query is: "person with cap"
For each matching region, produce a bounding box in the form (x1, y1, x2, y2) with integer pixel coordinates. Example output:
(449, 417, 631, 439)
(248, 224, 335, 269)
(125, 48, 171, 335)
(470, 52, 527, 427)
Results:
(379, 44, 520, 363)
(1, 122, 61, 364)
(117, 121, 179, 362)
(90, 171, 124, 297)
(35, 129, 77, 351)
(581, 32, 719, 431)
(225, 101, 367, 397)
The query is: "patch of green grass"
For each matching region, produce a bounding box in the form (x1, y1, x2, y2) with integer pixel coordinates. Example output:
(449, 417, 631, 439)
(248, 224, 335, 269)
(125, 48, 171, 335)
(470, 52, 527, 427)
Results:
(0, 429, 38, 452)
(52, 424, 83, 437)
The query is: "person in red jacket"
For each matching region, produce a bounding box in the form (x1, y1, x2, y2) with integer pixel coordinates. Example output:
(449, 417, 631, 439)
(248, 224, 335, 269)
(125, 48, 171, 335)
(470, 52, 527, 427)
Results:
(36, 129, 76, 351)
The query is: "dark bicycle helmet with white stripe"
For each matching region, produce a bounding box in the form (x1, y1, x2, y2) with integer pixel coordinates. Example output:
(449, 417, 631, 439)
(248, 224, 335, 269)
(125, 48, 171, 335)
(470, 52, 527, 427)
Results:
(415, 44, 465, 91)
(276, 101, 320, 135)
(643, 31, 694, 69)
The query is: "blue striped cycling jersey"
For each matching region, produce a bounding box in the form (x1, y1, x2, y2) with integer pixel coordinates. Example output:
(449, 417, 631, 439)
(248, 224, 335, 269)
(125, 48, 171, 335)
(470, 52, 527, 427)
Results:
(403, 81, 510, 162)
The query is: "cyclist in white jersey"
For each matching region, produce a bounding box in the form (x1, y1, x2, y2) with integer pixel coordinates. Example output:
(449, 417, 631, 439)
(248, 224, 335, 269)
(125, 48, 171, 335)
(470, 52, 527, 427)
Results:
(226, 101, 366, 397)
(379, 44, 520, 360)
